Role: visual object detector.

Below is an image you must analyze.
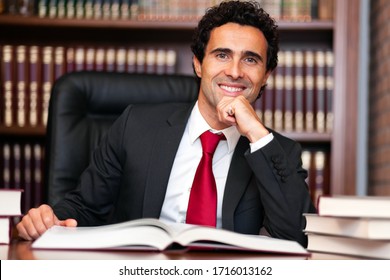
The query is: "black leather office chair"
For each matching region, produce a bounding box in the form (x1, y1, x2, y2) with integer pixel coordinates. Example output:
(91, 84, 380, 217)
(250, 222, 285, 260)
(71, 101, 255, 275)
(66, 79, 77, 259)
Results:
(44, 71, 199, 205)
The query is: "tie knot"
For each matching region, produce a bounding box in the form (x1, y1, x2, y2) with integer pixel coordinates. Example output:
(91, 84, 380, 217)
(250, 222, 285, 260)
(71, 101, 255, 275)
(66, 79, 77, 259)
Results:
(200, 131, 225, 155)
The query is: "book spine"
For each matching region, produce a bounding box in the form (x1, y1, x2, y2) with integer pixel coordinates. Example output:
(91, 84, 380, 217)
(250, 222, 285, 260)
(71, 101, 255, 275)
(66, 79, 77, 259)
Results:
(136, 48, 146, 73)
(2, 143, 11, 189)
(12, 143, 21, 191)
(105, 47, 116, 72)
(314, 150, 326, 206)
(54, 46, 65, 80)
(165, 49, 177, 74)
(318, 0, 334, 20)
(263, 72, 274, 129)
(325, 50, 334, 133)
(304, 50, 315, 132)
(273, 50, 285, 131)
(29, 46, 40, 127)
(116, 47, 127, 72)
(95, 47, 106, 71)
(283, 50, 294, 132)
(155, 48, 166, 75)
(16, 45, 27, 128)
(2, 45, 14, 127)
(126, 48, 136, 73)
(23, 143, 32, 212)
(315, 50, 326, 133)
(66, 47, 75, 73)
(293, 50, 304, 132)
(33, 143, 43, 208)
(85, 47, 95, 71)
(145, 48, 156, 74)
(75, 47, 85, 71)
(42, 46, 54, 127)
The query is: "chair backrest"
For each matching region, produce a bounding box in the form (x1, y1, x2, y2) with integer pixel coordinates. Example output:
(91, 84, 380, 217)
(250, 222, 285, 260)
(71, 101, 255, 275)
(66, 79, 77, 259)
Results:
(44, 71, 199, 205)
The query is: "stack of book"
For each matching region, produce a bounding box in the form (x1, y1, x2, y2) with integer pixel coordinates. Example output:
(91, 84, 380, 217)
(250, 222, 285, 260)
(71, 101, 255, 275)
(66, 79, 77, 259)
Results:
(0, 189, 23, 244)
(304, 195, 390, 259)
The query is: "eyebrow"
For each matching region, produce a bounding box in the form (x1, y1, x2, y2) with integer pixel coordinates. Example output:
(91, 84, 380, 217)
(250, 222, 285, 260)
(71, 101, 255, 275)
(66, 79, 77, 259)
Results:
(210, 48, 264, 63)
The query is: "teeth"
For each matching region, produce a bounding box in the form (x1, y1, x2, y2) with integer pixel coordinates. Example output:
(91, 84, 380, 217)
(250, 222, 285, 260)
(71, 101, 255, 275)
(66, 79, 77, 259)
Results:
(220, 85, 243, 92)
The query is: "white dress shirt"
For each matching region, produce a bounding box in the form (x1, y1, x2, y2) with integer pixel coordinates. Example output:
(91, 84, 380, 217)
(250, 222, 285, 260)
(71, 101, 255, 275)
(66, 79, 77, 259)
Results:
(159, 102, 273, 228)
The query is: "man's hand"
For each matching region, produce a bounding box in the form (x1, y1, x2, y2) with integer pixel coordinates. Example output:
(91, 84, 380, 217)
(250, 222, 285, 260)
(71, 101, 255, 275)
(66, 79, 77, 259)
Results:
(217, 96, 269, 142)
(16, 204, 77, 241)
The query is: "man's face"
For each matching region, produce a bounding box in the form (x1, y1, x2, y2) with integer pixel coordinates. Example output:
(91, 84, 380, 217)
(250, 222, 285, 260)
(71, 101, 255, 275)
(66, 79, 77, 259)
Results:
(194, 22, 270, 114)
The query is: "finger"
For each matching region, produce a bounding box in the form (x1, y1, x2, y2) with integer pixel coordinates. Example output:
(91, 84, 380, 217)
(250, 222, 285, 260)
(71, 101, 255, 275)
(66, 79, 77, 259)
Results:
(16, 218, 33, 241)
(18, 214, 40, 240)
(227, 106, 234, 116)
(57, 218, 78, 228)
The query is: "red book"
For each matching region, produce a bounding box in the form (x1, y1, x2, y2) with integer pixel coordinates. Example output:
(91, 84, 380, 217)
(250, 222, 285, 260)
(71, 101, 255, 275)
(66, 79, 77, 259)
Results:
(74, 47, 85, 71)
(54, 46, 66, 80)
(65, 47, 75, 73)
(263, 71, 275, 129)
(2, 45, 14, 127)
(283, 50, 294, 132)
(273, 50, 285, 131)
(304, 50, 315, 132)
(28, 46, 41, 127)
(116, 48, 127, 72)
(315, 50, 326, 133)
(293, 50, 304, 132)
(16, 45, 27, 127)
(85, 47, 95, 71)
(95, 47, 105, 71)
(33, 143, 43, 208)
(41, 46, 54, 127)
(105, 47, 116, 72)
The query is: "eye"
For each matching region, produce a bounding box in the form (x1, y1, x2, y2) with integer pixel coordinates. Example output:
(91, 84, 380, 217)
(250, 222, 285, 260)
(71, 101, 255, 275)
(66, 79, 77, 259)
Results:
(245, 57, 258, 64)
(216, 52, 229, 60)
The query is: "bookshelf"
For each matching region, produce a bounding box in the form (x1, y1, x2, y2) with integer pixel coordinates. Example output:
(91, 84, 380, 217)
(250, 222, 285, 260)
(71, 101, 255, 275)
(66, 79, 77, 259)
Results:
(0, 0, 359, 212)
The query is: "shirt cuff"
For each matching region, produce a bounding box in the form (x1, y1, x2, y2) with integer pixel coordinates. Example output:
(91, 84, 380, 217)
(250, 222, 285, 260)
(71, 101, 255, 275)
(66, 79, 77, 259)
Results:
(249, 133, 274, 153)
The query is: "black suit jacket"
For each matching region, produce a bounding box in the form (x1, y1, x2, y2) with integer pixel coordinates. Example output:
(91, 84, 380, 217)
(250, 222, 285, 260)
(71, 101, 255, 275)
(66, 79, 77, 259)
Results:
(54, 102, 316, 247)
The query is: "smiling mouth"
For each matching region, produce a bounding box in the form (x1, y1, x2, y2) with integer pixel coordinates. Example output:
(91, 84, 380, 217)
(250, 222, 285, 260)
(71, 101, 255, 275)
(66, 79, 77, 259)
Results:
(219, 84, 246, 93)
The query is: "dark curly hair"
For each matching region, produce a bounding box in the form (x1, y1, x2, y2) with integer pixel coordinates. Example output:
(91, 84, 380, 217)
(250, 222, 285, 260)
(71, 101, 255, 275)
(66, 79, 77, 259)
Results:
(191, 0, 279, 73)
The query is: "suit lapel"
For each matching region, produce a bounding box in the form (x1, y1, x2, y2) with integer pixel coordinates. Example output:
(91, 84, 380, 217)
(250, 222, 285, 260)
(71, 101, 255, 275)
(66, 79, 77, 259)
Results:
(222, 137, 252, 231)
(142, 103, 194, 217)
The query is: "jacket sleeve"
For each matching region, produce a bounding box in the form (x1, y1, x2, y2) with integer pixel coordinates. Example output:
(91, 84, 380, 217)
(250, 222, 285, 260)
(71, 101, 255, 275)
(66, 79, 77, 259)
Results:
(245, 134, 316, 247)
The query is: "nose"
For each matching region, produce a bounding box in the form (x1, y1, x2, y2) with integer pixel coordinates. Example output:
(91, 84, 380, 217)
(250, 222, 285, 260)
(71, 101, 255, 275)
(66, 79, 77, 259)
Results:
(224, 60, 244, 79)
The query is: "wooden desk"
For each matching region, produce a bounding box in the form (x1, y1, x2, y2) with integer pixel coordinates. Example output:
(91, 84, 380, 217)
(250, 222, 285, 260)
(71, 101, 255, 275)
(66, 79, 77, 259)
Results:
(1, 239, 364, 260)
(3, 240, 307, 260)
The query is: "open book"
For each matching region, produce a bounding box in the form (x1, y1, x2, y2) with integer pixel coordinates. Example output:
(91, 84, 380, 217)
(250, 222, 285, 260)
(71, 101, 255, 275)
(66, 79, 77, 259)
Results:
(32, 218, 308, 256)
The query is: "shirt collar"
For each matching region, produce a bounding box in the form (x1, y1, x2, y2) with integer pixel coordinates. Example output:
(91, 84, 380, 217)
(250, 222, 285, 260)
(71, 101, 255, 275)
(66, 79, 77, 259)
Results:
(188, 102, 241, 153)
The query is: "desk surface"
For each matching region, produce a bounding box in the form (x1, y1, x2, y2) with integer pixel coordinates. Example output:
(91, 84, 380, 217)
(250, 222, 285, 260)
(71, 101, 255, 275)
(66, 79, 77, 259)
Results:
(1, 240, 364, 260)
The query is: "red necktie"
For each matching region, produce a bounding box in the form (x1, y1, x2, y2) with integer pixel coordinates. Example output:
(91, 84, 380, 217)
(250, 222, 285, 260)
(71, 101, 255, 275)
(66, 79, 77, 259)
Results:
(186, 130, 224, 227)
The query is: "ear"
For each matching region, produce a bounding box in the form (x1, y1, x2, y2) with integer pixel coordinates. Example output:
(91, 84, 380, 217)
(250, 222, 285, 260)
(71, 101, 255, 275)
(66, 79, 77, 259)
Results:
(193, 56, 202, 78)
(262, 70, 272, 86)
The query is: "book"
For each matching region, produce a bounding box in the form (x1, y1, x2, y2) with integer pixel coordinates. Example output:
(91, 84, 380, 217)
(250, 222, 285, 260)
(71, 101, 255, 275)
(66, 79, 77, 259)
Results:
(306, 233, 390, 259)
(0, 244, 9, 259)
(2, 45, 14, 127)
(315, 50, 326, 132)
(273, 50, 284, 131)
(283, 50, 294, 132)
(0, 216, 12, 244)
(318, 195, 390, 218)
(32, 218, 308, 256)
(304, 50, 315, 132)
(28, 45, 40, 127)
(304, 213, 390, 239)
(16, 45, 27, 127)
(325, 50, 334, 132)
(0, 189, 22, 215)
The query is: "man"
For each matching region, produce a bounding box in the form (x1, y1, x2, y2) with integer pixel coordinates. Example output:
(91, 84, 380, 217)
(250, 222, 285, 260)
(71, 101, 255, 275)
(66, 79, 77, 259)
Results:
(17, 1, 316, 247)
